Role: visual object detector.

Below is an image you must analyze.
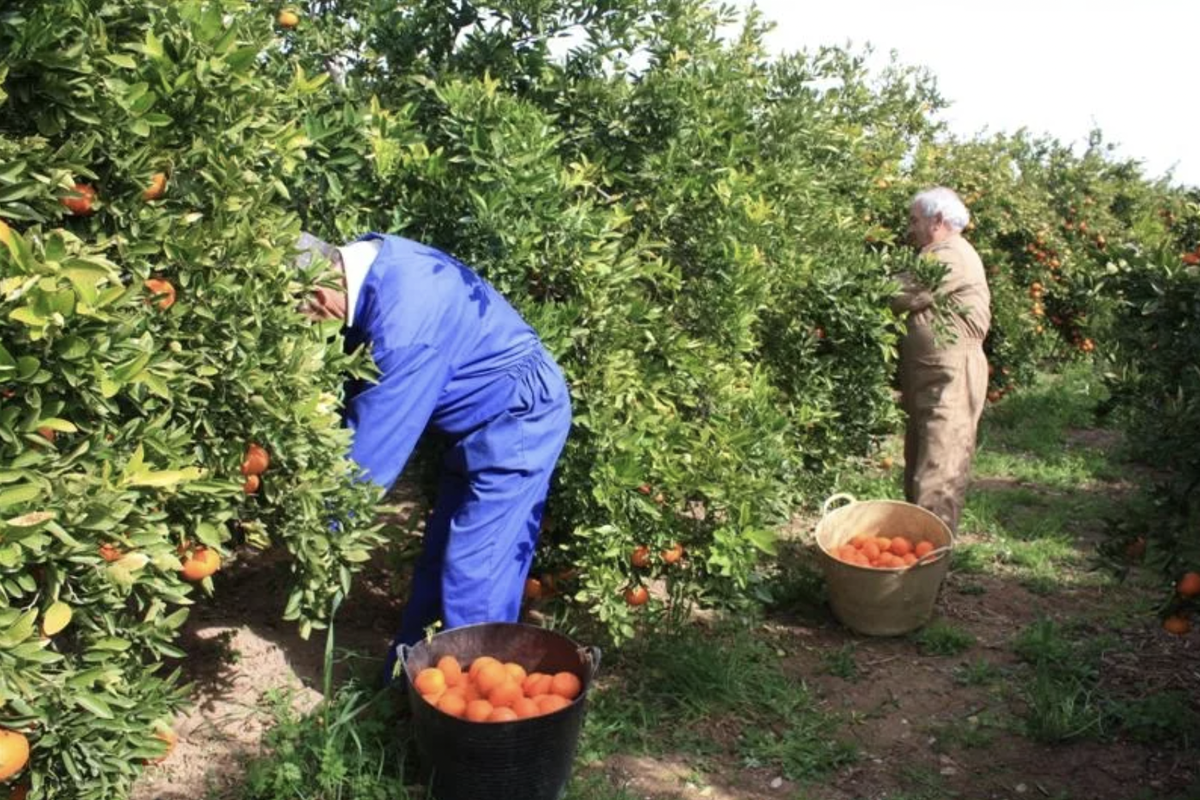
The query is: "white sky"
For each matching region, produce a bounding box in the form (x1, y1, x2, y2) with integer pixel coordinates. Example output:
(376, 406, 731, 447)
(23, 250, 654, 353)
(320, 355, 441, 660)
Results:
(734, 0, 1199, 188)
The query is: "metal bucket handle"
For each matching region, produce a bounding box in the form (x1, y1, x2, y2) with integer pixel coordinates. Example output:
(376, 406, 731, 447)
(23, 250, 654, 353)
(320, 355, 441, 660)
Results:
(821, 493, 857, 516)
(902, 544, 953, 571)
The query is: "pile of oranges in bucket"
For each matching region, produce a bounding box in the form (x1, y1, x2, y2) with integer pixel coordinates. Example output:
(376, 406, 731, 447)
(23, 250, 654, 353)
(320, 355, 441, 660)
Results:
(413, 655, 581, 722)
(832, 534, 936, 569)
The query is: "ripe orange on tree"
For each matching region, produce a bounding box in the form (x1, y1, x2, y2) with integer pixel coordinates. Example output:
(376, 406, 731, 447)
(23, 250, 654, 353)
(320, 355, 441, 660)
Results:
(1163, 616, 1190, 636)
(0, 728, 30, 781)
(242, 474, 261, 495)
(624, 585, 649, 606)
(142, 172, 168, 201)
(277, 9, 300, 28)
(1176, 572, 1200, 598)
(661, 543, 684, 564)
(179, 546, 220, 581)
(143, 278, 176, 310)
(98, 542, 124, 562)
(60, 182, 97, 215)
(630, 545, 651, 568)
(523, 577, 543, 599)
(240, 442, 270, 476)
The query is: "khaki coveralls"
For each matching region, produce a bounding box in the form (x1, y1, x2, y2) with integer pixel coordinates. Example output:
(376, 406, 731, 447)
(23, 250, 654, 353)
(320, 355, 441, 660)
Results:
(892, 235, 991, 534)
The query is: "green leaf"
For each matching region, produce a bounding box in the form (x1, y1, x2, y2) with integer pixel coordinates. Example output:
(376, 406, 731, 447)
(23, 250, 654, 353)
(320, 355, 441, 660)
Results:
(0, 483, 42, 509)
(74, 693, 115, 720)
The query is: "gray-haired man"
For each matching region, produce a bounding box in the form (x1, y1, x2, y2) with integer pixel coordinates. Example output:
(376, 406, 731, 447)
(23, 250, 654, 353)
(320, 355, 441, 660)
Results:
(892, 187, 992, 533)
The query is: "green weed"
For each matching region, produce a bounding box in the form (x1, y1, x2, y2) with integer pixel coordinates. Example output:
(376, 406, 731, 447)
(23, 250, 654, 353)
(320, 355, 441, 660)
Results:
(913, 620, 976, 656)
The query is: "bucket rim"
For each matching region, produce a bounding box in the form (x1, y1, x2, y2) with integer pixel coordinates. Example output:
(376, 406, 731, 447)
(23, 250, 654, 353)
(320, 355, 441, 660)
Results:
(814, 495, 954, 566)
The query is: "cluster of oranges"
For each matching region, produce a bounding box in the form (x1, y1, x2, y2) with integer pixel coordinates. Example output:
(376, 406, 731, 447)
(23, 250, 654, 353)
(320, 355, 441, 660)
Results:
(832, 534, 936, 569)
(1163, 571, 1200, 636)
(412, 655, 582, 723)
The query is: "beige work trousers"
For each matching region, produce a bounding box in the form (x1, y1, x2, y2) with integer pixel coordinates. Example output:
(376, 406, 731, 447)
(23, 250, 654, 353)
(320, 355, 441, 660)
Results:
(901, 342, 988, 534)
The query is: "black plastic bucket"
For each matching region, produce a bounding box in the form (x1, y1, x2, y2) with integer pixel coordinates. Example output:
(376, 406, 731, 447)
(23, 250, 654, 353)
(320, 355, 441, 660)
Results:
(398, 622, 602, 800)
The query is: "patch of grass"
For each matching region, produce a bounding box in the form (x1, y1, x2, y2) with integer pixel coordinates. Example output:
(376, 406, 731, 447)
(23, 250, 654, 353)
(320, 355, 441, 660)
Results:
(912, 620, 976, 656)
(1022, 670, 1105, 743)
(952, 658, 1002, 687)
(1109, 690, 1200, 746)
(582, 622, 856, 780)
(1011, 618, 1127, 744)
(240, 684, 416, 799)
(738, 713, 858, 780)
(821, 644, 859, 680)
(955, 580, 986, 595)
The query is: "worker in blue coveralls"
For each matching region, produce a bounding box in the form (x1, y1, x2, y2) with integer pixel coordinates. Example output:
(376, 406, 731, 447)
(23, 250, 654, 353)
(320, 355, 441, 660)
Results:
(295, 232, 572, 680)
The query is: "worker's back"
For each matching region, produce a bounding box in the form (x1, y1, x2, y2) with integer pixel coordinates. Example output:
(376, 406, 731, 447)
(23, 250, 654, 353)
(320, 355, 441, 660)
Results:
(344, 234, 543, 437)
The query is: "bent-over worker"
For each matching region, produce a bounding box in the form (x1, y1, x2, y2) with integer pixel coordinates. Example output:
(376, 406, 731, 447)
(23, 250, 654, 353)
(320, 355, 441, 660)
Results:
(297, 233, 572, 678)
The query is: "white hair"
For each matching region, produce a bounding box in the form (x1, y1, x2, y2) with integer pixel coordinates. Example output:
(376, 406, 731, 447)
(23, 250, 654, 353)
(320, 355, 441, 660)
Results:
(911, 187, 970, 232)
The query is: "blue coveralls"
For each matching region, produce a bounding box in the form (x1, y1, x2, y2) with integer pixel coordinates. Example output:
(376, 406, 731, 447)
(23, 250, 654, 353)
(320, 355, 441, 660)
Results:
(341, 235, 572, 659)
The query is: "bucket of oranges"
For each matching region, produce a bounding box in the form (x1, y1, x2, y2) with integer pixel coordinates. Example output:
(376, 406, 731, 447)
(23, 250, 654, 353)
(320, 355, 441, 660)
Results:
(397, 622, 601, 800)
(813, 493, 953, 636)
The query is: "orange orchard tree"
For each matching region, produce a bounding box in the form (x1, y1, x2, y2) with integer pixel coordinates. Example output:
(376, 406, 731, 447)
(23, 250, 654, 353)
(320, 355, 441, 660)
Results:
(0, 2, 382, 796)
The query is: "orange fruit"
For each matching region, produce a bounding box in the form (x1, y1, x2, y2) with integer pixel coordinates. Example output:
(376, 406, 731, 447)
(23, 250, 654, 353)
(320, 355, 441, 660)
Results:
(243, 474, 260, 495)
(436, 692, 467, 719)
(1163, 616, 1190, 636)
(550, 672, 582, 700)
(536, 694, 571, 715)
(630, 545, 651, 568)
(60, 182, 97, 216)
(890, 537, 913, 557)
(488, 706, 519, 723)
(523, 672, 553, 697)
(862, 542, 880, 561)
(99, 542, 124, 562)
(437, 655, 464, 687)
(488, 680, 523, 709)
(836, 545, 857, 562)
(469, 656, 500, 681)
(143, 278, 176, 310)
(512, 697, 540, 719)
(849, 534, 870, 549)
(1177, 572, 1200, 598)
(902, 553, 918, 566)
(661, 543, 684, 564)
(142, 172, 168, 201)
(465, 699, 494, 722)
(36, 427, 56, 443)
(414, 668, 447, 697)
(180, 547, 220, 581)
(475, 662, 508, 696)
(460, 682, 482, 703)
(503, 662, 527, 683)
(0, 729, 30, 780)
(147, 727, 178, 765)
(523, 577, 543, 600)
(624, 586, 649, 606)
(240, 443, 270, 476)
(875, 537, 892, 552)
(914, 540, 934, 558)
(277, 9, 300, 28)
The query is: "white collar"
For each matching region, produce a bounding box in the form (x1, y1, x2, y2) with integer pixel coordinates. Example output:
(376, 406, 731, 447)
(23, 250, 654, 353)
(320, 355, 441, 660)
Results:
(336, 239, 382, 327)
